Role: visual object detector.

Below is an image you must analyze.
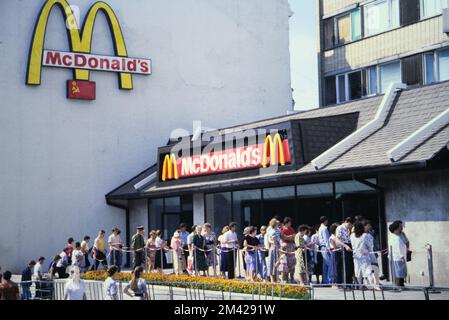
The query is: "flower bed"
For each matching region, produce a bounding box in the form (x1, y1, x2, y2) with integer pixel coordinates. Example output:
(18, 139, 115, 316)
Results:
(81, 271, 310, 300)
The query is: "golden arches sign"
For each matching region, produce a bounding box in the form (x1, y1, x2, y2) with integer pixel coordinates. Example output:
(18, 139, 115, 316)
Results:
(161, 154, 179, 182)
(262, 133, 286, 168)
(27, 0, 135, 89)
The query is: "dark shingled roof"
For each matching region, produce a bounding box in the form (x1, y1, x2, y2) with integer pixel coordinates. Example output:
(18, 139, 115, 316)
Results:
(106, 82, 449, 199)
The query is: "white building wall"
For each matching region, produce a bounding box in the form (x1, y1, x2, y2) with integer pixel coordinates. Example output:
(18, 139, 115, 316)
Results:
(0, 0, 292, 272)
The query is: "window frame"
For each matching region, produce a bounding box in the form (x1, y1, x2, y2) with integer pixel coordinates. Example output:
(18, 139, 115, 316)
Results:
(363, 0, 400, 37)
(333, 8, 362, 46)
(420, 0, 448, 19)
(378, 60, 402, 93)
(423, 48, 449, 84)
(335, 69, 363, 104)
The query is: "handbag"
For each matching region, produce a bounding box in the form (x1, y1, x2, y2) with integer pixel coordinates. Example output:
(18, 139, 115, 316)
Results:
(406, 250, 412, 262)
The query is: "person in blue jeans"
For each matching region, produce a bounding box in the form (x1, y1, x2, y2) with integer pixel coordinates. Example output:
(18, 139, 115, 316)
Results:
(256, 226, 268, 280)
(318, 216, 331, 284)
(21, 260, 36, 300)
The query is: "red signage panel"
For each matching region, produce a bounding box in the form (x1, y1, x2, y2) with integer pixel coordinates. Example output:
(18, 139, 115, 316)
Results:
(67, 80, 96, 100)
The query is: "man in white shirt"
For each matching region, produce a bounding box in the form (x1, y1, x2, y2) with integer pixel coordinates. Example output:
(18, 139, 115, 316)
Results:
(335, 217, 355, 285)
(108, 227, 123, 271)
(318, 216, 331, 284)
(222, 222, 239, 279)
(33, 257, 45, 281)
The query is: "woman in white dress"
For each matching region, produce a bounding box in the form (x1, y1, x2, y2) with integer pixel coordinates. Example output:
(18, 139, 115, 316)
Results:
(64, 266, 86, 300)
(350, 223, 371, 286)
(124, 266, 148, 300)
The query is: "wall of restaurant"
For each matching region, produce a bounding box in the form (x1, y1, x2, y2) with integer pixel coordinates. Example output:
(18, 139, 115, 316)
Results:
(381, 169, 449, 285)
(0, 0, 293, 272)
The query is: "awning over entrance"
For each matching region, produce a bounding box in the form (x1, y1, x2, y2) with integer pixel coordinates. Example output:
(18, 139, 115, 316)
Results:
(106, 81, 449, 201)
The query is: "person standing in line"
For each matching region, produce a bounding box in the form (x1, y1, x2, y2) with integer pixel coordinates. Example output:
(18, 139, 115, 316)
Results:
(241, 227, 251, 276)
(80, 236, 91, 271)
(93, 230, 108, 271)
(318, 216, 331, 285)
(103, 266, 120, 300)
(33, 257, 45, 299)
(145, 231, 157, 273)
(20, 260, 36, 300)
(154, 230, 168, 273)
(179, 223, 190, 275)
(243, 226, 260, 281)
(223, 222, 239, 279)
(389, 221, 408, 288)
(303, 226, 315, 283)
(202, 223, 217, 275)
(66, 237, 75, 265)
(187, 225, 197, 261)
(124, 266, 148, 300)
(335, 217, 355, 286)
(218, 226, 230, 279)
(108, 227, 123, 271)
(267, 219, 281, 283)
(328, 223, 341, 288)
(72, 242, 86, 272)
(131, 226, 145, 269)
(56, 247, 70, 278)
(294, 225, 309, 285)
(364, 221, 381, 289)
(310, 225, 322, 284)
(64, 266, 86, 300)
(192, 225, 208, 276)
(281, 217, 296, 283)
(350, 222, 371, 286)
(48, 255, 61, 280)
(256, 225, 268, 281)
(398, 221, 411, 263)
(0, 271, 19, 300)
(171, 230, 186, 275)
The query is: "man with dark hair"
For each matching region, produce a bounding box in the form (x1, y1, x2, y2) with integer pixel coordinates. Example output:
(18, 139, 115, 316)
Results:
(67, 237, 75, 265)
(131, 226, 145, 269)
(56, 247, 70, 278)
(81, 236, 91, 271)
(20, 260, 36, 300)
(336, 217, 355, 286)
(318, 216, 331, 284)
(0, 271, 19, 300)
(108, 227, 123, 271)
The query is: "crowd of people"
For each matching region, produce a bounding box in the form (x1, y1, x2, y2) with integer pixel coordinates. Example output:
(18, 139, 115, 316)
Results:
(0, 215, 412, 300)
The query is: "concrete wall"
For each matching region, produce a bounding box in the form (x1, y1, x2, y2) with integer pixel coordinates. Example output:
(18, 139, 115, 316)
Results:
(193, 193, 205, 226)
(381, 169, 449, 286)
(0, 0, 292, 272)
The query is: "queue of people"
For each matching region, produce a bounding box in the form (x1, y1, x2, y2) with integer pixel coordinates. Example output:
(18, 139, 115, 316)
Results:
(0, 216, 412, 300)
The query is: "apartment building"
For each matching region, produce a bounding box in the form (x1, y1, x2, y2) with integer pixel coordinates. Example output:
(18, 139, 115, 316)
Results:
(318, 0, 449, 106)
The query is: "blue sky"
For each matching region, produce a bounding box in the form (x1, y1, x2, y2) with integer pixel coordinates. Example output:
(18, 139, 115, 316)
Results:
(289, 0, 319, 110)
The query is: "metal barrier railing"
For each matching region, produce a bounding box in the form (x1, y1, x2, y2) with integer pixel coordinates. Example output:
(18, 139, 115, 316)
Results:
(16, 279, 449, 300)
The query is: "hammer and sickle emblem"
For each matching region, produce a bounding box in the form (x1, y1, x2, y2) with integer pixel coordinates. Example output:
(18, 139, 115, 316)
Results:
(71, 81, 80, 94)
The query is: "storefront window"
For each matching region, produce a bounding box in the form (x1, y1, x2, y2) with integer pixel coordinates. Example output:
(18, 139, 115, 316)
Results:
(335, 179, 377, 194)
(297, 183, 334, 226)
(205, 192, 232, 236)
(233, 189, 262, 233)
(164, 197, 181, 212)
(263, 186, 297, 226)
(148, 198, 163, 231)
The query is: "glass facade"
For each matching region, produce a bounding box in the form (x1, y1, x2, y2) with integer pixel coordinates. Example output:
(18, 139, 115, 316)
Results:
(204, 179, 379, 235)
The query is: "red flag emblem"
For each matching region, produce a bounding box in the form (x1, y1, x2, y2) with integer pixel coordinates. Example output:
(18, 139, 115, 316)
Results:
(67, 80, 96, 100)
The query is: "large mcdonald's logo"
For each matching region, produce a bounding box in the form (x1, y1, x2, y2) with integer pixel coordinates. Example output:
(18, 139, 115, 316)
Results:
(160, 132, 291, 182)
(26, 0, 152, 99)
(161, 154, 179, 182)
(262, 133, 286, 168)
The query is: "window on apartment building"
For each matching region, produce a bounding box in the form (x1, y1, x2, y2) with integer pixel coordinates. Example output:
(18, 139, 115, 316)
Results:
(400, 0, 421, 26)
(421, 0, 448, 18)
(335, 70, 363, 103)
(366, 60, 402, 95)
(379, 61, 402, 93)
(336, 9, 362, 45)
(324, 76, 337, 105)
(364, 0, 400, 36)
(402, 54, 423, 85)
(424, 48, 449, 84)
